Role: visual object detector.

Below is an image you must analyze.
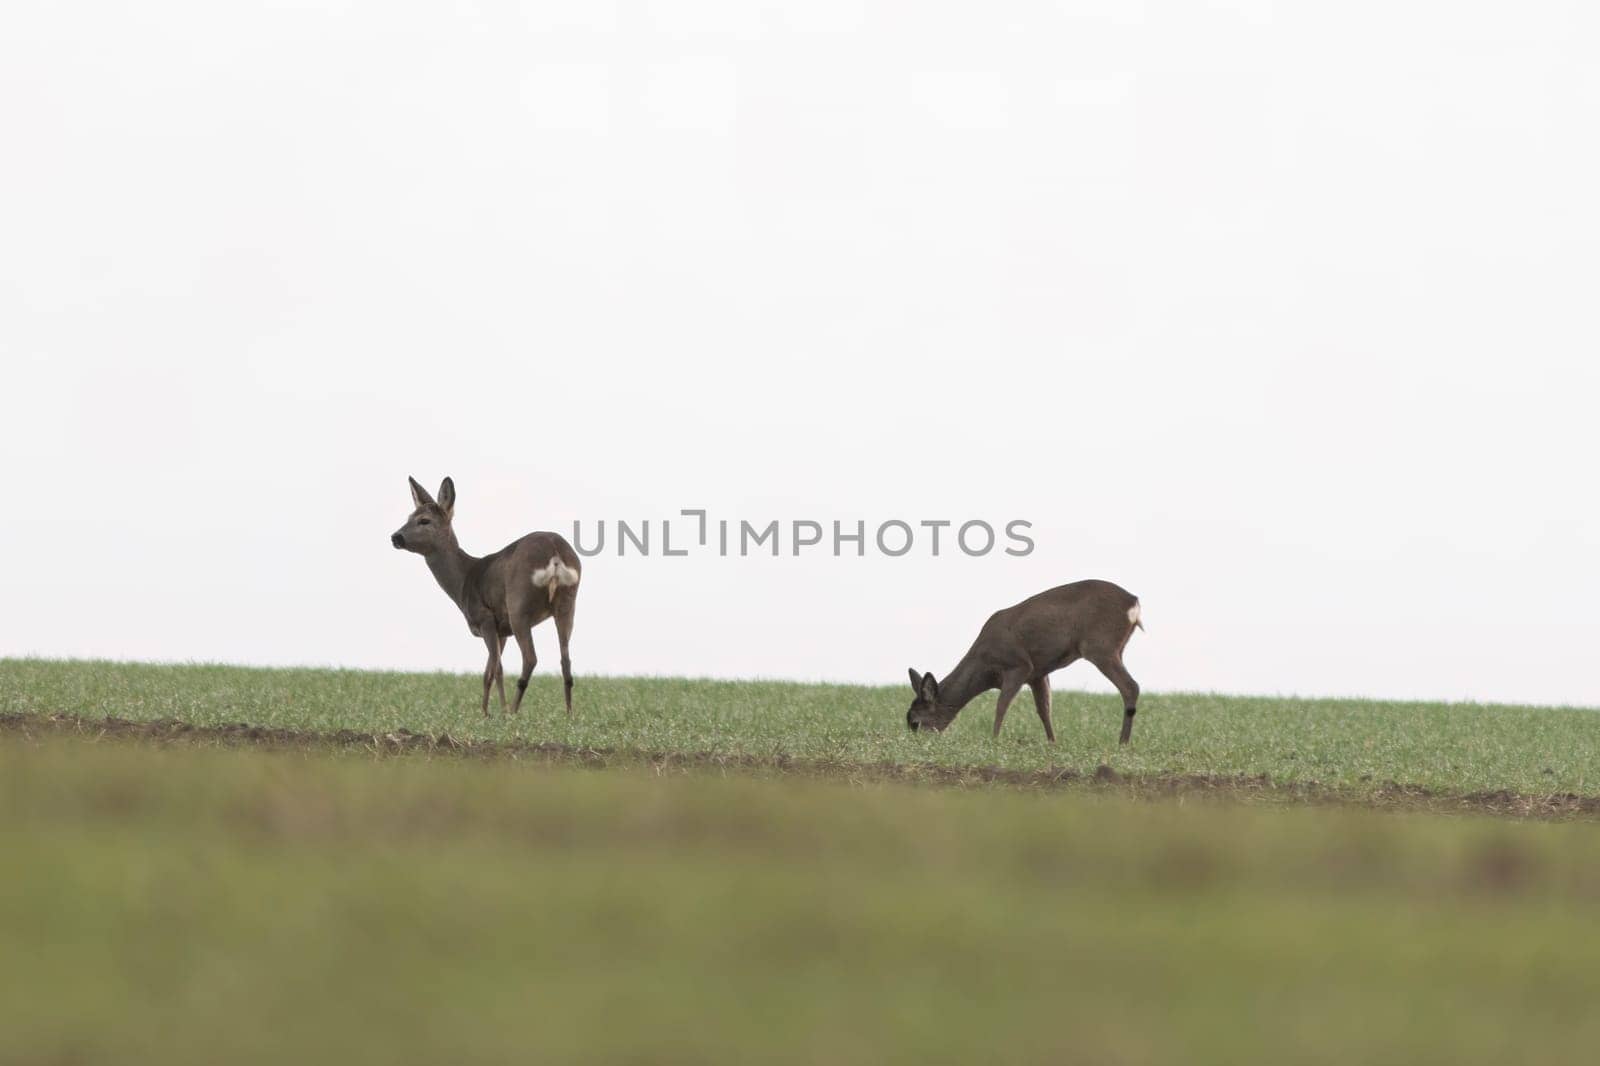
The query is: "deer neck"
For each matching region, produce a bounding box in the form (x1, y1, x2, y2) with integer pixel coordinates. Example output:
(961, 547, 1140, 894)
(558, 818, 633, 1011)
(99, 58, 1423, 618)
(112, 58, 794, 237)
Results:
(936, 654, 993, 718)
(422, 537, 479, 614)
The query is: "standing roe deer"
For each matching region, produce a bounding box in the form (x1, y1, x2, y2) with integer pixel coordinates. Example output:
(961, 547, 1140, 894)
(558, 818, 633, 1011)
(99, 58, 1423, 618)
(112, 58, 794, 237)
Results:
(906, 579, 1144, 744)
(391, 476, 581, 716)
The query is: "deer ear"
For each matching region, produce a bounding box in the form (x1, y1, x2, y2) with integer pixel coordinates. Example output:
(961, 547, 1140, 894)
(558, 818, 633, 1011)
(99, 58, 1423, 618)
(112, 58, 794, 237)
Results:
(408, 476, 435, 510)
(919, 672, 939, 703)
(437, 477, 456, 518)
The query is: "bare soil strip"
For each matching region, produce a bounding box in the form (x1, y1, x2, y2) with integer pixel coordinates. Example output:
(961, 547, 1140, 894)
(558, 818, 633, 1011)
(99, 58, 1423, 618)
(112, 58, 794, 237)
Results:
(4, 711, 1598, 820)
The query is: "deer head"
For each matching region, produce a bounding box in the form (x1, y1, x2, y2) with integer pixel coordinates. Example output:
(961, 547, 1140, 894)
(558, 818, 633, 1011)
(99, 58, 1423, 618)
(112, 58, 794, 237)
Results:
(391, 476, 457, 554)
(905, 668, 954, 732)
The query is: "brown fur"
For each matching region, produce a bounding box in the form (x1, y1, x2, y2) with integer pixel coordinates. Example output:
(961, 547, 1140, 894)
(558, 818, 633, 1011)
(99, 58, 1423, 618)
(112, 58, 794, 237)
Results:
(907, 579, 1143, 745)
(392, 476, 581, 717)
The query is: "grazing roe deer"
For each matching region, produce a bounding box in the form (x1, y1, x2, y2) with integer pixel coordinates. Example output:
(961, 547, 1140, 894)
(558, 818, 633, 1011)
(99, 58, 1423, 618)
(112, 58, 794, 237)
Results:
(906, 579, 1144, 744)
(391, 476, 581, 716)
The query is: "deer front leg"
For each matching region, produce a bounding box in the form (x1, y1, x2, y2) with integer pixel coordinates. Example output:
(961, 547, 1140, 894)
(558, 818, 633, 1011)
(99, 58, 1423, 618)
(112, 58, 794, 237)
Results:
(494, 636, 508, 713)
(480, 633, 503, 718)
(992, 672, 1027, 738)
(510, 626, 537, 715)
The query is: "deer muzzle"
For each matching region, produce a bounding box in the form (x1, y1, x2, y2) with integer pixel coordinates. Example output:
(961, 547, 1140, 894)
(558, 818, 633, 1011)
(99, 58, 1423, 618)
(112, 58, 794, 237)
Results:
(390, 532, 406, 549)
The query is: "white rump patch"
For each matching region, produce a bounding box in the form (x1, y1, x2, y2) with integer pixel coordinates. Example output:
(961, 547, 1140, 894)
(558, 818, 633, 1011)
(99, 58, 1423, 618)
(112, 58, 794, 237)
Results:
(531, 558, 581, 601)
(1128, 602, 1142, 627)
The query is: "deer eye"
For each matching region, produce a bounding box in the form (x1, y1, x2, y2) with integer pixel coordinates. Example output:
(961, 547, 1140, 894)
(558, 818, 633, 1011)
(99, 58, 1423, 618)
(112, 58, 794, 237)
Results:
(417, 518, 432, 526)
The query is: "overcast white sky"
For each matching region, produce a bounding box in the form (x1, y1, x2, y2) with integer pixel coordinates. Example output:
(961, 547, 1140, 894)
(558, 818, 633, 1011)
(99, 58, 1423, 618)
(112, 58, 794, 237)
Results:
(3, 1, 1597, 706)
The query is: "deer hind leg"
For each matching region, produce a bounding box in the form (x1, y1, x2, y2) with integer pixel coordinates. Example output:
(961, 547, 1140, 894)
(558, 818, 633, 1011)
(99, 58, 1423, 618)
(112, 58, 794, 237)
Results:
(1087, 653, 1141, 745)
(510, 626, 537, 715)
(1028, 675, 1055, 743)
(555, 595, 576, 715)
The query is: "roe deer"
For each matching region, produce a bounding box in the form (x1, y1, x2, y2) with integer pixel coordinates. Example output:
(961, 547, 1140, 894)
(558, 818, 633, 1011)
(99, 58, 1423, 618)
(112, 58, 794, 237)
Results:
(391, 476, 581, 716)
(906, 579, 1144, 744)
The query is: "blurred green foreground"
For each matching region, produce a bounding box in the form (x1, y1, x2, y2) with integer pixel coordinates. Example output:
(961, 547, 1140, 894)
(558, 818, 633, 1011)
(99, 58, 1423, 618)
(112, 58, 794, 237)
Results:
(3, 738, 1598, 1065)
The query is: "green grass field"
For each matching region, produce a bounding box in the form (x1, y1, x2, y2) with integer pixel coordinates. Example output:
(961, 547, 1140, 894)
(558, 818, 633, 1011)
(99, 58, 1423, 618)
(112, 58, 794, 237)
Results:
(3, 658, 1597, 801)
(6, 658, 1600, 1062)
(4, 736, 1600, 1065)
